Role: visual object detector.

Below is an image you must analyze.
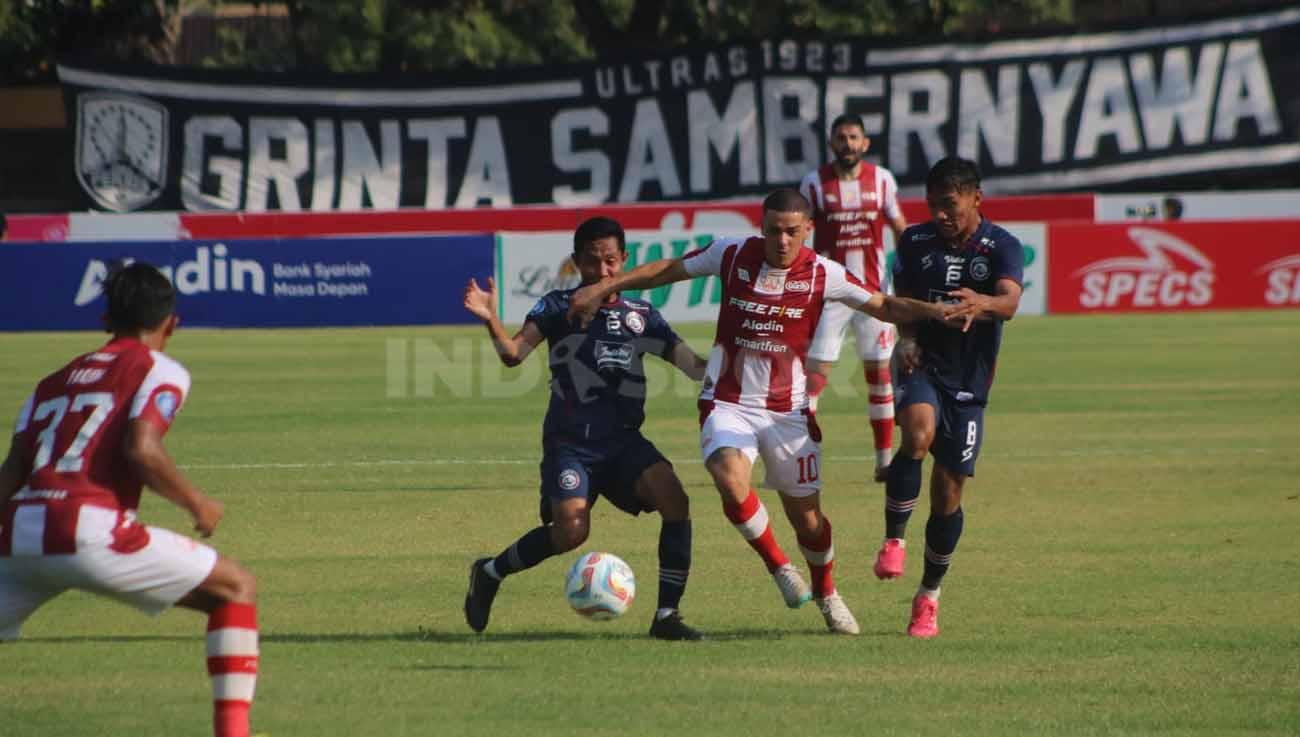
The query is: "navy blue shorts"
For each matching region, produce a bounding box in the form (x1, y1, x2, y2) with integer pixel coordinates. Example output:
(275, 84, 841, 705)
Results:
(895, 369, 985, 477)
(538, 430, 669, 522)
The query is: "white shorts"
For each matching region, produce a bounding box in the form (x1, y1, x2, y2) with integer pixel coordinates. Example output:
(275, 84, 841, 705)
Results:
(0, 521, 218, 641)
(700, 402, 823, 496)
(808, 300, 895, 362)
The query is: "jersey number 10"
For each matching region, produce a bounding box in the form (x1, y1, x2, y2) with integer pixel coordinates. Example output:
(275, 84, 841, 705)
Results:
(796, 453, 820, 484)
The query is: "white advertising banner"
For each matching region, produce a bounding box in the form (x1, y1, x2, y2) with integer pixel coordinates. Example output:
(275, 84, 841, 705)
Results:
(1095, 190, 1300, 222)
(1005, 222, 1048, 316)
(497, 230, 730, 324)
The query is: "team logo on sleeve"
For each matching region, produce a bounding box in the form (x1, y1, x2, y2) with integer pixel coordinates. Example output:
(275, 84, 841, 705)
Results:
(970, 257, 991, 281)
(154, 390, 179, 421)
(528, 298, 547, 316)
(558, 469, 582, 491)
(624, 311, 645, 334)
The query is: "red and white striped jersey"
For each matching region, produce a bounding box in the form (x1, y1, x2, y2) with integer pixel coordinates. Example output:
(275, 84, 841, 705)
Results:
(799, 162, 902, 291)
(683, 236, 874, 411)
(2, 337, 191, 556)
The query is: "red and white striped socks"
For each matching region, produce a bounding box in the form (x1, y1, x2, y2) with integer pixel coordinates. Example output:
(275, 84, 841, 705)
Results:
(797, 515, 836, 598)
(866, 365, 895, 469)
(723, 489, 790, 572)
(206, 602, 259, 737)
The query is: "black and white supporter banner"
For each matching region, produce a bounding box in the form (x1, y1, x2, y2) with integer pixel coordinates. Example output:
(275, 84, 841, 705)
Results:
(59, 8, 1300, 212)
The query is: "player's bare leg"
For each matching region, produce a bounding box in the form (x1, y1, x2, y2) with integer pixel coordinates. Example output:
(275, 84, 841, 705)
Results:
(706, 449, 809, 608)
(175, 556, 259, 737)
(546, 497, 592, 554)
(877, 402, 936, 580)
(864, 356, 896, 481)
(634, 462, 701, 640)
(910, 463, 967, 639)
(780, 492, 858, 635)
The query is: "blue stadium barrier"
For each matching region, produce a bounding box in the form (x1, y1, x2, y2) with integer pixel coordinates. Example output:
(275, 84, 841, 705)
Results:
(0, 235, 493, 330)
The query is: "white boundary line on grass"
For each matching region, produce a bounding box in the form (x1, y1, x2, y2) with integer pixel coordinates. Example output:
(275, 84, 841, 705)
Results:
(181, 447, 1267, 471)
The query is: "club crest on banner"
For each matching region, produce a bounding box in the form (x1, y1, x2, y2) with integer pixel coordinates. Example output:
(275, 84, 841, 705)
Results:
(75, 92, 169, 212)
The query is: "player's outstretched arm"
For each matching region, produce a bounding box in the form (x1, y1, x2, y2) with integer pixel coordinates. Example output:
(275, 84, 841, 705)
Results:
(124, 420, 224, 537)
(860, 293, 953, 325)
(669, 340, 708, 381)
(0, 434, 28, 505)
(463, 277, 544, 367)
(567, 259, 693, 324)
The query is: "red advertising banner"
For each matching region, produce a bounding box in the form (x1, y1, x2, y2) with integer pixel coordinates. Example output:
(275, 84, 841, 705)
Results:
(1048, 220, 1300, 312)
(3, 194, 1091, 242)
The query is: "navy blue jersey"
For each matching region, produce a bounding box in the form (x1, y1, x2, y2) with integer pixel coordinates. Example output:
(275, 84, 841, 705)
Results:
(526, 289, 683, 442)
(892, 218, 1024, 405)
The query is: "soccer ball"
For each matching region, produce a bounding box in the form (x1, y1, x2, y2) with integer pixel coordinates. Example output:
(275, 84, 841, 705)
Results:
(564, 552, 635, 620)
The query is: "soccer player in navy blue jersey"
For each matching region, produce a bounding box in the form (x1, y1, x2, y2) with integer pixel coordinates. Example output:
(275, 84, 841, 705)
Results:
(460, 216, 708, 640)
(875, 157, 1024, 638)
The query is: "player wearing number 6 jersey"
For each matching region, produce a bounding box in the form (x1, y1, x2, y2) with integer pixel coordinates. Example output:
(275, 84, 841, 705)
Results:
(0, 263, 260, 737)
(569, 189, 966, 635)
(878, 157, 1024, 639)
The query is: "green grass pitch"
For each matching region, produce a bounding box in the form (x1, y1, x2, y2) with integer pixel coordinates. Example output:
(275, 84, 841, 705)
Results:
(1, 310, 1298, 736)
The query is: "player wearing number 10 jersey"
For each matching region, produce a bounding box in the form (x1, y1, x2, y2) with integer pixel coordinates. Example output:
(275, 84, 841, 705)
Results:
(0, 263, 260, 737)
(568, 189, 965, 635)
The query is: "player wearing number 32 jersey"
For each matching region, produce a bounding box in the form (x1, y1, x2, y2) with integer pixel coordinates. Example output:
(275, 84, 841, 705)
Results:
(569, 189, 971, 635)
(0, 263, 260, 737)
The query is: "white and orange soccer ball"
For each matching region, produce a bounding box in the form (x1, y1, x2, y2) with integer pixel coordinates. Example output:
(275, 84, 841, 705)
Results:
(564, 551, 635, 620)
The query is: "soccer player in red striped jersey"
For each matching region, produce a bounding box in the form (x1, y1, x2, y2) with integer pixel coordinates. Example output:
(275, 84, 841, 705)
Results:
(569, 189, 968, 635)
(0, 263, 260, 737)
(800, 113, 909, 483)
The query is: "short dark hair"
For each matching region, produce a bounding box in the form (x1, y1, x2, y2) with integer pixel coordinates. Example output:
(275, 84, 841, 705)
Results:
(573, 216, 626, 256)
(762, 188, 812, 218)
(830, 113, 866, 135)
(926, 157, 981, 194)
(104, 261, 176, 333)
(1162, 196, 1184, 220)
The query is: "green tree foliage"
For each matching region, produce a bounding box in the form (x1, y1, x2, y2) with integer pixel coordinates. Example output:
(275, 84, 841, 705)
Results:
(0, 0, 1288, 79)
(0, 0, 183, 81)
(272, 0, 595, 72)
(268, 0, 1080, 72)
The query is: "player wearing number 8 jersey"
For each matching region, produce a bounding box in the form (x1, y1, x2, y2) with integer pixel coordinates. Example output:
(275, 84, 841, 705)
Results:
(0, 263, 260, 737)
(878, 157, 1024, 639)
(569, 189, 965, 635)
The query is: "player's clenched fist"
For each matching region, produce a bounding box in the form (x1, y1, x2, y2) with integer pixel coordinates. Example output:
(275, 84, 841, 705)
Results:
(566, 281, 606, 325)
(192, 497, 224, 538)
